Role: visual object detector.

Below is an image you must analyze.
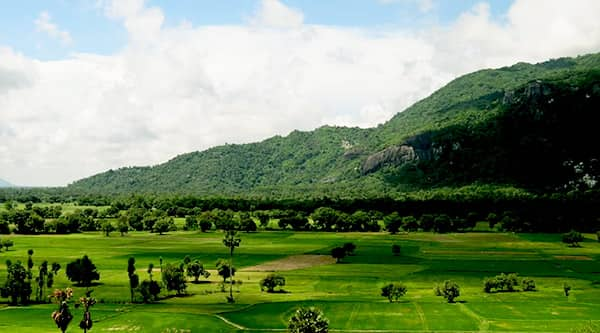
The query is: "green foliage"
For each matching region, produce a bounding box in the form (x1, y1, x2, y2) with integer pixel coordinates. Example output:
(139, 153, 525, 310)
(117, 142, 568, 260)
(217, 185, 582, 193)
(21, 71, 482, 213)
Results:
(153, 216, 176, 235)
(65, 255, 100, 287)
(101, 220, 114, 236)
(391, 244, 401, 256)
(2, 238, 14, 251)
(331, 247, 346, 263)
(1, 260, 32, 305)
(139, 279, 161, 302)
(260, 274, 286, 293)
(383, 212, 402, 234)
(288, 307, 329, 333)
(483, 273, 520, 293)
(215, 259, 236, 282)
(161, 263, 187, 295)
(564, 282, 572, 297)
(522, 278, 536, 292)
(342, 242, 356, 256)
(562, 230, 584, 247)
(440, 280, 460, 303)
(380, 282, 407, 302)
(186, 260, 210, 282)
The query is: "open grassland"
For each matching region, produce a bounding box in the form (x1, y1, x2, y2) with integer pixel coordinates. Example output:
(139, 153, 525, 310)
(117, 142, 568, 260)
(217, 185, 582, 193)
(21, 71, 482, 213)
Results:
(0, 231, 599, 332)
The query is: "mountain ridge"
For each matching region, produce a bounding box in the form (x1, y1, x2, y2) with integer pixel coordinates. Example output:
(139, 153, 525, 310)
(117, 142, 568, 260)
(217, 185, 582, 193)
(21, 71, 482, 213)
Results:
(69, 52, 600, 196)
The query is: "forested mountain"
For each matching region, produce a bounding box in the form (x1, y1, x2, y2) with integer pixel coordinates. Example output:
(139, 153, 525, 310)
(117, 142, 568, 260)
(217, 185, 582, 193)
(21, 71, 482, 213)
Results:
(69, 53, 600, 197)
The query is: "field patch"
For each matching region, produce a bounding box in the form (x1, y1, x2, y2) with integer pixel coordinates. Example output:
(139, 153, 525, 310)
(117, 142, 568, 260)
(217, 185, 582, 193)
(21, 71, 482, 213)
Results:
(553, 255, 593, 261)
(241, 254, 336, 271)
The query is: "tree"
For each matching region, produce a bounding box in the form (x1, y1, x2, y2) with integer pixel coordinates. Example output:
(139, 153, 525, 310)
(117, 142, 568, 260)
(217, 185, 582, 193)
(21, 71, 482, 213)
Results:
(186, 260, 210, 283)
(1, 260, 32, 305)
(2, 238, 14, 251)
(35, 260, 49, 302)
(51, 262, 61, 275)
(562, 230, 584, 247)
(216, 258, 236, 282)
(117, 217, 129, 236)
(238, 212, 257, 232)
(50, 288, 73, 333)
(65, 255, 100, 287)
(342, 242, 356, 256)
(223, 229, 241, 302)
(0, 219, 10, 234)
(162, 263, 187, 295)
(78, 290, 96, 333)
(331, 247, 346, 263)
(391, 244, 401, 256)
(310, 207, 341, 231)
(402, 216, 419, 232)
(288, 307, 329, 333)
(127, 257, 139, 303)
(260, 274, 286, 293)
(419, 214, 435, 231)
(139, 280, 161, 302)
(101, 221, 115, 237)
(381, 282, 407, 302)
(564, 282, 572, 297)
(433, 214, 453, 233)
(383, 212, 402, 234)
(153, 217, 176, 235)
(253, 210, 271, 228)
(440, 280, 460, 303)
(184, 215, 198, 231)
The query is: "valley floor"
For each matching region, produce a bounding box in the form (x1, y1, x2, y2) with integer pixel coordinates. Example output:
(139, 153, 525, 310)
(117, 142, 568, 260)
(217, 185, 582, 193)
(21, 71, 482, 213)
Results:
(0, 231, 599, 332)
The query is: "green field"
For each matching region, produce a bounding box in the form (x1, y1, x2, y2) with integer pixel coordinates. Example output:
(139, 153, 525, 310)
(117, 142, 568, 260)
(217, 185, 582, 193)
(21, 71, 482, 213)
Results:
(1, 231, 599, 332)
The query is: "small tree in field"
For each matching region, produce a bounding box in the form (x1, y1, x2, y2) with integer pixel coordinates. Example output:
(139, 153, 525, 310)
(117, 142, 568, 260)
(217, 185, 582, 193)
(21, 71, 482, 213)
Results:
(562, 230, 584, 247)
(564, 282, 572, 297)
(127, 257, 139, 303)
(50, 288, 74, 333)
(2, 239, 14, 251)
(223, 229, 241, 302)
(65, 255, 100, 287)
(162, 263, 187, 295)
(78, 290, 96, 333)
(331, 247, 346, 263)
(288, 307, 329, 333)
(260, 274, 286, 293)
(391, 244, 401, 256)
(342, 242, 356, 256)
(381, 282, 407, 302)
(438, 280, 460, 303)
(186, 260, 210, 283)
(101, 221, 114, 237)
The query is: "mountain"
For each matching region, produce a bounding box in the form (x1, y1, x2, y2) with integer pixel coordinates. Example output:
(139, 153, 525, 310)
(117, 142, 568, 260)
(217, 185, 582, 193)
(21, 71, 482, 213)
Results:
(69, 53, 600, 197)
(0, 178, 13, 188)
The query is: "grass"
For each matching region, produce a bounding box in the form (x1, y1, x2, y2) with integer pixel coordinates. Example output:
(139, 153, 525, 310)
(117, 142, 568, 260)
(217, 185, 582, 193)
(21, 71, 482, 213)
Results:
(0, 230, 599, 332)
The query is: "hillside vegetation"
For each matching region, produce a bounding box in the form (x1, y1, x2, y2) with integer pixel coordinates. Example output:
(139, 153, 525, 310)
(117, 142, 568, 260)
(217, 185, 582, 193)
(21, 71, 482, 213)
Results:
(69, 53, 600, 196)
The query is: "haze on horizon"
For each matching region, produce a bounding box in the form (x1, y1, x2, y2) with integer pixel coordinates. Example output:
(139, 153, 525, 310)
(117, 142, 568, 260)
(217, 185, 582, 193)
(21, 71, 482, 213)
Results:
(1, 0, 599, 187)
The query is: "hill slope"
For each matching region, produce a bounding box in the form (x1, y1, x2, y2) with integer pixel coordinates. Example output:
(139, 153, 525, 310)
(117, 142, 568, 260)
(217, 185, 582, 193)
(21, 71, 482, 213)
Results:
(70, 53, 600, 196)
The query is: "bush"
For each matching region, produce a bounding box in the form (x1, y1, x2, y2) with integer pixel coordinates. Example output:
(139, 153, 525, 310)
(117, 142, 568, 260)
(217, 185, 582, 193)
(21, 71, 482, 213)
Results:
(260, 274, 286, 293)
(380, 282, 407, 303)
(522, 278, 536, 291)
(162, 263, 187, 295)
(402, 216, 419, 232)
(331, 247, 346, 263)
(391, 244, 401, 256)
(562, 230, 584, 247)
(483, 273, 520, 293)
(342, 242, 356, 256)
(139, 280, 161, 302)
(433, 214, 453, 233)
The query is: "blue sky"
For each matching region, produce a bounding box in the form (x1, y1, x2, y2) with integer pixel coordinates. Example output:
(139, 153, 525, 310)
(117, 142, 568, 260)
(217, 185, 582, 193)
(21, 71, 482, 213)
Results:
(1, 0, 599, 186)
(1, 0, 511, 60)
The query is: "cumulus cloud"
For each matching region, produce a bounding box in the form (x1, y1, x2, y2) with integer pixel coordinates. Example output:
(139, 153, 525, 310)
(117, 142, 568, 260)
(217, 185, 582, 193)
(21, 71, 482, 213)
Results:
(1, 0, 600, 186)
(34, 11, 73, 45)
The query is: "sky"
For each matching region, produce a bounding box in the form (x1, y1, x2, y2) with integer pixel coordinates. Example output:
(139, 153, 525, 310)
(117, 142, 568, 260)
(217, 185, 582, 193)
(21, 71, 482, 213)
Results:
(1, 0, 599, 187)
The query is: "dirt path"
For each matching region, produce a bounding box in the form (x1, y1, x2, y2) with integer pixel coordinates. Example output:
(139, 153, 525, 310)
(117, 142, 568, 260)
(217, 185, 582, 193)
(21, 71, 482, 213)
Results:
(241, 254, 336, 271)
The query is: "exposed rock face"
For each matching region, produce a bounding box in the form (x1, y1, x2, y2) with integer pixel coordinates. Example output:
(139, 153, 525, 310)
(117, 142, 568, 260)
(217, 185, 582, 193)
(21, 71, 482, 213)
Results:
(361, 145, 417, 175)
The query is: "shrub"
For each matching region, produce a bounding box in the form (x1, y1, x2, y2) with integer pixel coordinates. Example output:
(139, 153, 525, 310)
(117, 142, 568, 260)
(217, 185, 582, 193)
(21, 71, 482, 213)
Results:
(440, 280, 460, 303)
(483, 273, 520, 293)
(562, 230, 584, 247)
(342, 242, 356, 256)
(391, 244, 401, 256)
(564, 282, 572, 296)
(522, 278, 536, 291)
(288, 307, 329, 333)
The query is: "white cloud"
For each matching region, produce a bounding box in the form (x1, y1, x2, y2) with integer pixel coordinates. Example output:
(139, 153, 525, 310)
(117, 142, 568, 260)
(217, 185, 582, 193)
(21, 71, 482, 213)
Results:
(248, 0, 304, 28)
(1, 0, 600, 186)
(34, 11, 73, 45)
